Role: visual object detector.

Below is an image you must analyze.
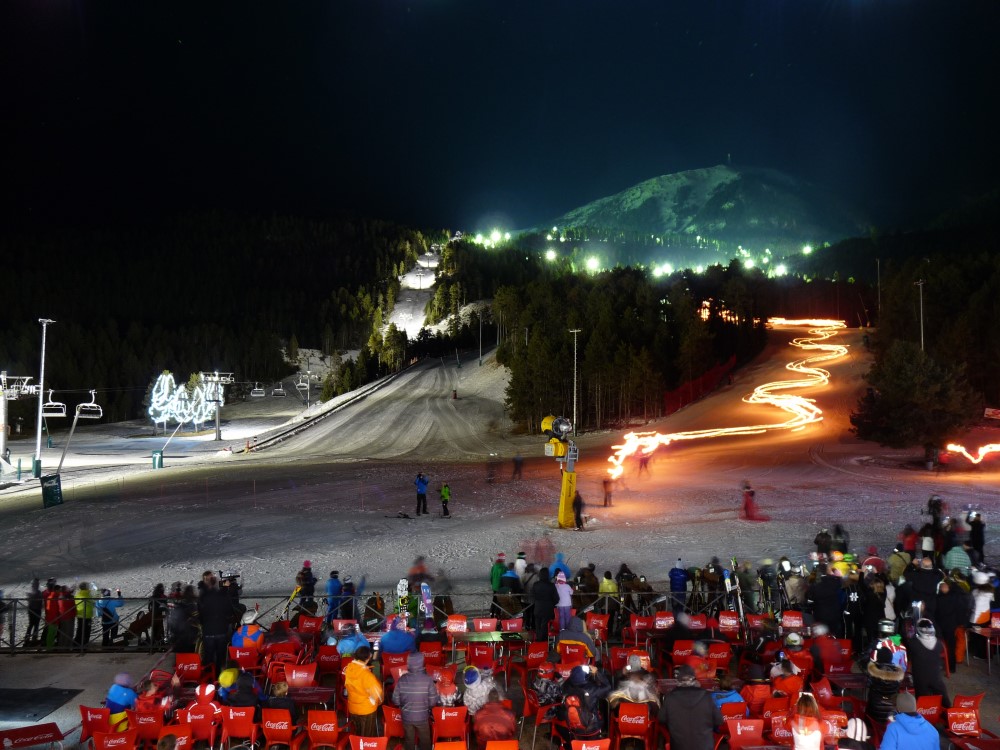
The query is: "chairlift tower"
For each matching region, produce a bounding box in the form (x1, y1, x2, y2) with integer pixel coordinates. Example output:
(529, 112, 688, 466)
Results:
(0, 372, 33, 464)
(201, 372, 234, 441)
(34, 318, 55, 477)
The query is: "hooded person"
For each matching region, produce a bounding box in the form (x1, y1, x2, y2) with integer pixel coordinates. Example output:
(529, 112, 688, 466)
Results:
(552, 665, 612, 747)
(393, 652, 438, 750)
(878, 691, 939, 750)
(514, 552, 528, 581)
(555, 616, 600, 663)
(658, 664, 722, 750)
(106, 673, 138, 730)
(489, 553, 507, 593)
(739, 664, 771, 718)
(554, 571, 574, 631)
(223, 670, 263, 710)
(549, 553, 572, 581)
(462, 665, 503, 716)
(184, 682, 223, 719)
(380, 615, 417, 654)
(532, 662, 565, 706)
(608, 654, 659, 708)
(907, 618, 951, 707)
(472, 688, 517, 747)
(343, 645, 384, 736)
(865, 653, 906, 725)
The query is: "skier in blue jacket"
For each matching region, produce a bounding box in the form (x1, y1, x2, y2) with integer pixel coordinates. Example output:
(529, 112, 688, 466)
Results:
(414, 473, 429, 515)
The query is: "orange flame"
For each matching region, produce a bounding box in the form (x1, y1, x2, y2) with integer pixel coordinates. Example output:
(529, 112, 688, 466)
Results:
(945, 443, 1000, 464)
(606, 319, 847, 479)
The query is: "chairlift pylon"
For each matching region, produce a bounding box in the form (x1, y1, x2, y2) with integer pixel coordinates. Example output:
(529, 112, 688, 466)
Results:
(42, 389, 67, 418)
(76, 390, 103, 420)
(250, 382, 266, 398)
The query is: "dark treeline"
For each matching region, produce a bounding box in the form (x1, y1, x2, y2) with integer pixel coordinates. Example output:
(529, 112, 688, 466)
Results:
(1, 212, 432, 423)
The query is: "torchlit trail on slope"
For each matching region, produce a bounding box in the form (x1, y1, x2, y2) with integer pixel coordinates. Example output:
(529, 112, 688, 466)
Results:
(606, 319, 848, 480)
(946, 443, 1000, 464)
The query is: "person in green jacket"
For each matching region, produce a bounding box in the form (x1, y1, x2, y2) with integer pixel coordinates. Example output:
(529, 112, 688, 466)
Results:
(74, 582, 96, 652)
(440, 482, 451, 517)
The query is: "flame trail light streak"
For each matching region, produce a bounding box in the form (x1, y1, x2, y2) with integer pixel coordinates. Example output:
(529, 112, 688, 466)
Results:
(606, 319, 848, 479)
(946, 443, 1000, 464)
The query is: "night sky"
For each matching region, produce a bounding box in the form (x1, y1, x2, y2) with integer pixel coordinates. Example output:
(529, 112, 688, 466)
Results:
(3, 1, 998, 232)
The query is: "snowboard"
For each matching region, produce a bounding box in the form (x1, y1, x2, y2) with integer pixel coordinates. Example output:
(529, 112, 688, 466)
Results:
(395, 578, 410, 628)
(420, 581, 436, 631)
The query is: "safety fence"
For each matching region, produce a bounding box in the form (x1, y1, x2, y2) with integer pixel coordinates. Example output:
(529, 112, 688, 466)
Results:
(0, 584, 763, 655)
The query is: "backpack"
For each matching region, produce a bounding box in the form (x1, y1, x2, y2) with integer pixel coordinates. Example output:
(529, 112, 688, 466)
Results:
(563, 694, 596, 734)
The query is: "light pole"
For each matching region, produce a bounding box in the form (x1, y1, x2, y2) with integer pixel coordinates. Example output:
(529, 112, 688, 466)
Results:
(34, 318, 55, 477)
(914, 279, 925, 351)
(569, 328, 581, 437)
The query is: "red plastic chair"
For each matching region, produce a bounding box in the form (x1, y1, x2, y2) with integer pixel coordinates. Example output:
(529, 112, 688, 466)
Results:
(432, 743, 466, 750)
(287, 661, 319, 688)
(571, 741, 610, 750)
(780, 611, 804, 631)
(720, 702, 748, 721)
(668, 640, 695, 674)
(125, 708, 165, 750)
(500, 618, 524, 632)
(221, 706, 259, 750)
(687, 614, 708, 631)
(610, 701, 653, 750)
(419, 641, 445, 666)
(584, 613, 610, 658)
(556, 641, 590, 667)
(706, 642, 732, 676)
(298, 615, 325, 637)
(761, 696, 790, 721)
(317, 644, 343, 682)
(431, 705, 469, 746)
(229, 645, 264, 676)
(623, 615, 653, 647)
(473, 618, 499, 632)
(954, 692, 986, 714)
(80, 705, 112, 746)
(157, 726, 192, 750)
(915, 694, 944, 726)
(652, 612, 674, 630)
(382, 705, 405, 749)
(92, 730, 137, 750)
(767, 713, 793, 747)
(727, 718, 765, 749)
(348, 737, 389, 750)
(506, 640, 549, 687)
(485, 742, 521, 750)
(175, 652, 215, 685)
(521, 689, 554, 750)
(261, 708, 297, 750)
(717, 611, 742, 642)
(181, 705, 219, 750)
(469, 642, 499, 670)
(291, 710, 345, 750)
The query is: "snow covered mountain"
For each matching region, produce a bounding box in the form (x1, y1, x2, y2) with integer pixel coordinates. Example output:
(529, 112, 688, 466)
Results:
(548, 164, 866, 252)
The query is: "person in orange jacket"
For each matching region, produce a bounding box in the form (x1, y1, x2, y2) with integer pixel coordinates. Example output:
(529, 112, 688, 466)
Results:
(343, 645, 384, 736)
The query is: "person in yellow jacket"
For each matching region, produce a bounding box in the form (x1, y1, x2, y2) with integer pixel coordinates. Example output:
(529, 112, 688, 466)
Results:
(344, 645, 383, 736)
(74, 582, 96, 652)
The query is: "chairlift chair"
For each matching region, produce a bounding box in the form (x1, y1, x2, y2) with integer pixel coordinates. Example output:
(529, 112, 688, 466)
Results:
(250, 382, 266, 398)
(77, 390, 103, 419)
(295, 377, 309, 392)
(42, 389, 67, 418)
(272, 384, 286, 397)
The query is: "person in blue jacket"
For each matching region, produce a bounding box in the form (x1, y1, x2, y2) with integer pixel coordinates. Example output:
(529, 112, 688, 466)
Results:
(96, 588, 124, 647)
(106, 673, 137, 730)
(414, 473, 429, 515)
(549, 552, 572, 581)
(878, 691, 939, 750)
(668, 559, 689, 612)
(325, 570, 343, 625)
(380, 615, 416, 654)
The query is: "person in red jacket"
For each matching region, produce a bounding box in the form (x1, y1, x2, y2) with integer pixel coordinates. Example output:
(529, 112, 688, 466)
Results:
(43, 579, 61, 649)
(473, 689, 517, 747)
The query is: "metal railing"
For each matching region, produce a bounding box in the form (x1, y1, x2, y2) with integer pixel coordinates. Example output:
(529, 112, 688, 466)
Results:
(0, 582, 762, 655)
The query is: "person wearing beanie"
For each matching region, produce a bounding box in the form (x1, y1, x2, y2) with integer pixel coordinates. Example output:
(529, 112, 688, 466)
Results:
(532, 662, 564, 706)
(514, 552, 528, 581)
(106, 673, 138, 730)
(434, 666, 461, 707)
(490, 554, 507, 593)
(393, 652, 438, 750)
(380, 615, 417, 654)
(554, 571, 574, 631)
(462, 666, 504, 716)
(878, 691, 938, 750)
(838, 716, 875, 749)
(658, 664, 721, 750)
(609, 654, 659, 708)
(740, 664, 771, 718)
(552, 665, 611, 747)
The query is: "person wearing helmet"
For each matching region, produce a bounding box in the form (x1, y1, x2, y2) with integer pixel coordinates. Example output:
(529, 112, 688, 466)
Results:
(181, 681, 222, 719)
(231, 610, 264, 651)
(907, 618, 951, 707)
(105, 673, 137, 730)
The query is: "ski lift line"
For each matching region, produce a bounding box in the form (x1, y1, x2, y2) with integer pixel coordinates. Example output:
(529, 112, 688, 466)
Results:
(606, 319, 848, 480)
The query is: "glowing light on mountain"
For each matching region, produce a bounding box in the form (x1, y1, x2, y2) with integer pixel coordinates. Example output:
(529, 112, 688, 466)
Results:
(545, 249, 557, 261)
(586, 256, 600, 272)
(945, 443, 1000, 464)
(606, 319, 847, 479)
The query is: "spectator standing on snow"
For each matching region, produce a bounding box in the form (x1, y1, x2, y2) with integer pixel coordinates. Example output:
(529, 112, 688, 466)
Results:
(531, 568, 559, 641)
(439, 483, 451, 517)
(572, 491, 585, 530)
(414, 472, 429, 516)
(967, 511, 985, 561)
(554, 572, 574, 631)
